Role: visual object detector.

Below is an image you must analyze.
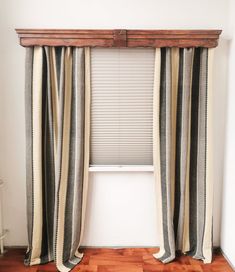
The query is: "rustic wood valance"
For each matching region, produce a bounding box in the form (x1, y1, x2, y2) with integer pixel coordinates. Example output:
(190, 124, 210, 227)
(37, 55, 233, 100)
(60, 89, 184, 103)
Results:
(15, 29, 222, 48)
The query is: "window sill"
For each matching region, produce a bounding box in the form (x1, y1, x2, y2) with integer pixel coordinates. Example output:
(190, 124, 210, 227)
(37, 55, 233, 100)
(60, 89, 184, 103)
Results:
(89, 165, 154, 172)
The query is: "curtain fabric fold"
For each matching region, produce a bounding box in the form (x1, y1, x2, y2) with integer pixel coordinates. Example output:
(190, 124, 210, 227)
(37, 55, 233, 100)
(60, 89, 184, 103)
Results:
(24, 46, 90, 272)
(153, 47, 214, 264)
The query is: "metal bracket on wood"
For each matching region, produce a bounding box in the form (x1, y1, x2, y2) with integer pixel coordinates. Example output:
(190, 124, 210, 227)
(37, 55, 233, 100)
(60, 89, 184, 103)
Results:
(113, 29, 127, 47)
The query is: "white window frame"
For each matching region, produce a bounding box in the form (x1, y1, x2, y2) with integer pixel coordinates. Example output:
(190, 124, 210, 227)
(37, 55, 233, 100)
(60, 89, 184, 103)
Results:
(89, 165, 154, 172)
(90, 48, 155, 170)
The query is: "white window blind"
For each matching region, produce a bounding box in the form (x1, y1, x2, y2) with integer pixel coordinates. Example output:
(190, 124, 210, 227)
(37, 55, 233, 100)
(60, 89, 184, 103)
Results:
(90, 48, 155, 165)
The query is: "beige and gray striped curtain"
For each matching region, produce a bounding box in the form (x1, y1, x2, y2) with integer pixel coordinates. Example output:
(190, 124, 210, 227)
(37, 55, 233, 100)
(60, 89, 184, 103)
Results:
(24, 45, 214, 272)
(24, 46, 90, 272)
(153, 47, 214, 264)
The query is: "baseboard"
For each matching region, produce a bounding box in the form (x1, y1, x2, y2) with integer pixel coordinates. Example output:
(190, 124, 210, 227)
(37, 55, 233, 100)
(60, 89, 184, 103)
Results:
(4, 246, 27, 249)
(3, 245, 223, 250)
(220, 247, 235, 271)
(80, 245, 159, 249)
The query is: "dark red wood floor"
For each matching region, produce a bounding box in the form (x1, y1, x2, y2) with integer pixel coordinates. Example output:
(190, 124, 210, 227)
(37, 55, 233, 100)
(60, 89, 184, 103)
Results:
(0, 248, 233, 272)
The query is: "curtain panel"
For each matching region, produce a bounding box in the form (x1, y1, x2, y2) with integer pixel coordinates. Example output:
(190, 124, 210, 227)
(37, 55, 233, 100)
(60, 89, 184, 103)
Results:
(24, 46, 214, 272)
(153, 47, 214, 264)
(24, 46, 90, 272)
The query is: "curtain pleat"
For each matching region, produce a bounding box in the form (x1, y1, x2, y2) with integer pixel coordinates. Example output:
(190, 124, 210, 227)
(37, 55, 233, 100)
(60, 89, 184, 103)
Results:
(24, 46, 90, 272)
(153, 47, 214, 264)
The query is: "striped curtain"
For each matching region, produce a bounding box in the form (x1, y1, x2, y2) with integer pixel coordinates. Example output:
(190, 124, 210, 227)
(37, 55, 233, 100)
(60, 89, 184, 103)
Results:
(153, 48, 214, 264)
(24, 45, 214, 271)
(24, 46, 90, 272)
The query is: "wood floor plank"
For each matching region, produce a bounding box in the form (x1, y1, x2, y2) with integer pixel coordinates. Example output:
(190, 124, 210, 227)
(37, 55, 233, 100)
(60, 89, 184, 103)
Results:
(74, 264, 98, 272)
(89, 255, 143, 266)
(97, 265, 143, 272)
(0, 248, 233, 272)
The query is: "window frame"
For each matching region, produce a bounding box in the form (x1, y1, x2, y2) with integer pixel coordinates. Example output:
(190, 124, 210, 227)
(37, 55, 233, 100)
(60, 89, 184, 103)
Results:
(90, 47, 155, 167)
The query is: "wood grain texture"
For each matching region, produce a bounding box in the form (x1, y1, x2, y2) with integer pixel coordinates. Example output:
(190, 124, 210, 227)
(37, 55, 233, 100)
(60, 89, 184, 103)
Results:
(15, 29, 222, 48)
(0, 248, 233, 272)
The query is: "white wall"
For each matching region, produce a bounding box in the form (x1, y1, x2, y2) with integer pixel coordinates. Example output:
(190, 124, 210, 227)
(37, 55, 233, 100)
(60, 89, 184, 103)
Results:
(83, 172, 158, 246)
(0, 0, 229, 247)
(220, 0, 235, 268)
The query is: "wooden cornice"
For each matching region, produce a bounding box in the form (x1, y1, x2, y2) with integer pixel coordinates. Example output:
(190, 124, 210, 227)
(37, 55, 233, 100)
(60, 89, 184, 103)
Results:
(15, 29, 222, 48)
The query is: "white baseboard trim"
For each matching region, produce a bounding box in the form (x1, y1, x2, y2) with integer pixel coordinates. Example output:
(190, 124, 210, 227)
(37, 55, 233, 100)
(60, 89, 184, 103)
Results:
(80, 245, 159, 248)
(220, 248, 235, 271)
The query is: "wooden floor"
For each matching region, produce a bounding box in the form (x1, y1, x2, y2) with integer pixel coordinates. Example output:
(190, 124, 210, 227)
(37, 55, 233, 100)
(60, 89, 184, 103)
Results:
(0, 248, 233, 272)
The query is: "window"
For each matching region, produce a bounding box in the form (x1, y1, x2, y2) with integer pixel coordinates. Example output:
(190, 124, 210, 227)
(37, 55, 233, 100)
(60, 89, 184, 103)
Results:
(90, 48, 155, 166)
